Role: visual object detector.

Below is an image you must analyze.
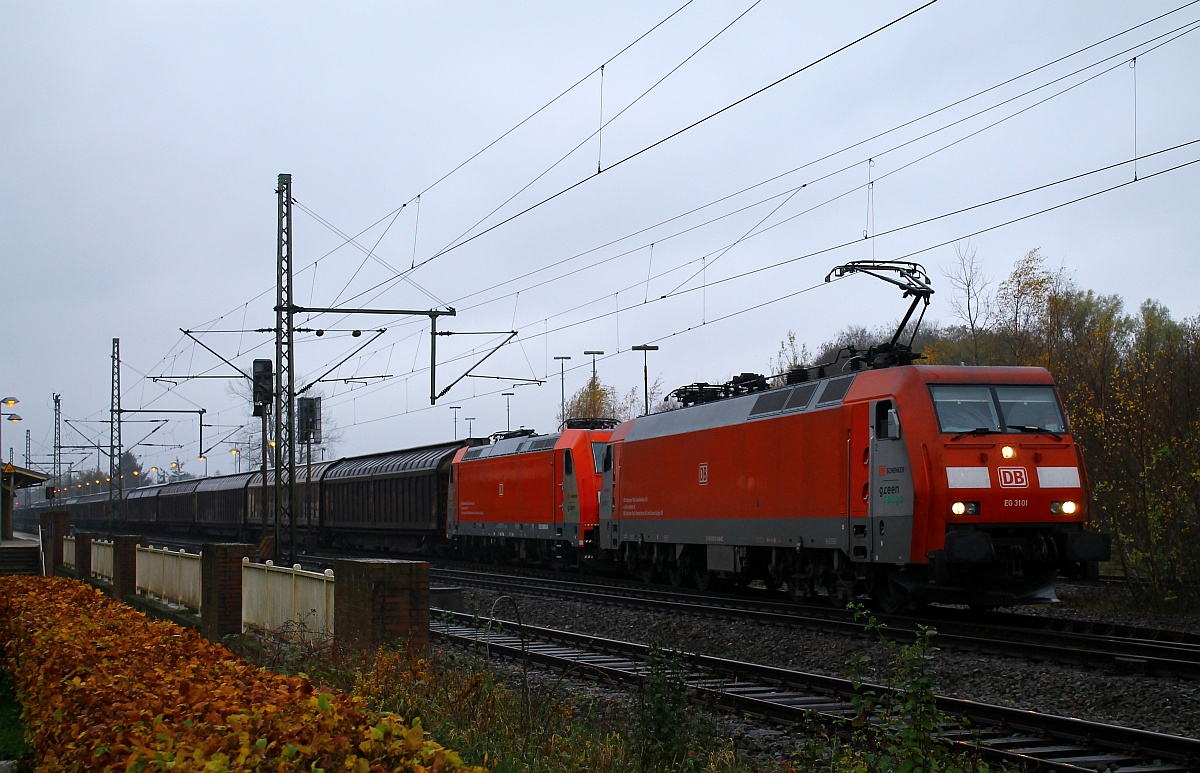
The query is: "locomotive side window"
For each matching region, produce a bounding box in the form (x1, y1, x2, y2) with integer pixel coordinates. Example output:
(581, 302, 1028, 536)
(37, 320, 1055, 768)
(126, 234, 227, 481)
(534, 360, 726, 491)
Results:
(874, 400, 900, 440)
(602, 444, 614, 472)
(563, 449, 574, 476)
(591, 442, 607, 474)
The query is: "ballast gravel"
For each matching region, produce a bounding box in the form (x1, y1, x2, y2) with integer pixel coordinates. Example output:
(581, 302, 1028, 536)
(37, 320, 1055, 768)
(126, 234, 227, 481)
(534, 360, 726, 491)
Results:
(451, 582, 1200, 755)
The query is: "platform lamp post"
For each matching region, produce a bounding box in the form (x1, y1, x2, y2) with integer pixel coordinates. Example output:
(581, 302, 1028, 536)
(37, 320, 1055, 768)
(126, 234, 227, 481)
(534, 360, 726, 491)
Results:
(1, 397, 22, 541)
(465, 417, 476, 438)
(502, 392, 514, 431)
(584, 350, 604, 381)
(631, 345, 659, 416)
(449, 406, 462, 440)
(554, 356, 571, 427)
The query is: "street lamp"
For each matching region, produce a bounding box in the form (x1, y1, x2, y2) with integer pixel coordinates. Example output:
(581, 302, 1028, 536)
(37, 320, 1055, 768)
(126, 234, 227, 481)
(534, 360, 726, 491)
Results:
(553, 356, 571, 427)
(449, 406, 462, 440)
(230, 447, 240, 473)
(631, 345, 659, 416)
(0, 397, 17, 460)
(465, 417, 476, 438)
(502, 392, 514, 431)
(584, 350, 604, 381)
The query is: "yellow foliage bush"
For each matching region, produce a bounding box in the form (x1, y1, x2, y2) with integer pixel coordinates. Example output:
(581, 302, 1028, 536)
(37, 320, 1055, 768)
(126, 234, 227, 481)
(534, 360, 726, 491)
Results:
(0, 575, 485, 772)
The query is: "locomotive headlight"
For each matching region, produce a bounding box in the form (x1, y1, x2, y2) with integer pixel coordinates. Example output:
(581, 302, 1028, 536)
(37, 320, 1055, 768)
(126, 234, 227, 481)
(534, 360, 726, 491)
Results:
(1051, 500, 1078, 515)
(1001, 445, 1016, 459)
(951, 501, 979, 516)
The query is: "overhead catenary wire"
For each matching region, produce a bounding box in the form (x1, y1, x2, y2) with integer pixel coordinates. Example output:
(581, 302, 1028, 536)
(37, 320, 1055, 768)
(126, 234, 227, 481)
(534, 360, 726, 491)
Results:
(313, 142, 1200, 424)
(408, 1, 939, 273)
(346, 9, 1200, 337)
(141, 0, 1200, 378)
(100, 3, 1200, 458)
(156, 2, 1199, 371)
(423, 1, 763, 268)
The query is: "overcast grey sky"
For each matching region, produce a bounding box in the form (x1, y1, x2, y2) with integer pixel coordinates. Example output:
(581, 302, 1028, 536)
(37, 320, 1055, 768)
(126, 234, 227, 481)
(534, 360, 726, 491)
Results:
(3, 1, 1198, 477)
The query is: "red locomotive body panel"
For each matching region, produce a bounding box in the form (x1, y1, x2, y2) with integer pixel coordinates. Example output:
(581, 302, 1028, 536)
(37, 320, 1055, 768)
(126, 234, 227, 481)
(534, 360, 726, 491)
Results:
(450, 427, 612, 555)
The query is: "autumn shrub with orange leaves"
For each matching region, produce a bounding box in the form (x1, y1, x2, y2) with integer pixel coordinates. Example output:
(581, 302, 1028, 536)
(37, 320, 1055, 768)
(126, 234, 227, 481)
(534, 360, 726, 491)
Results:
(0, 575, 486, 772)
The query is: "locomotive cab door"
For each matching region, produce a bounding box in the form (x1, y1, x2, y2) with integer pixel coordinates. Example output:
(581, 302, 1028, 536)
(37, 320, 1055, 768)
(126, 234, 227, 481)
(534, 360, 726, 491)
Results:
(598, 444, 618, 551)
(869, 399, 915, 564)
(848, 403, 871, 562)
(561, 448, 581, 543)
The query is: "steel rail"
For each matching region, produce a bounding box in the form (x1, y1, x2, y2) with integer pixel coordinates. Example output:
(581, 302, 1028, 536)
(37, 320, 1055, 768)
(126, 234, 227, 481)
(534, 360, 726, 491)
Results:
(433, 610, 1200, 772)
(432, 567, 1200, 679)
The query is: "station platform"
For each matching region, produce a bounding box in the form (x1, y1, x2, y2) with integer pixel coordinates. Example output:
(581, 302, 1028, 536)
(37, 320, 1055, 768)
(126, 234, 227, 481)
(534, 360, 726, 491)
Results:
(0, 537, 41, 575)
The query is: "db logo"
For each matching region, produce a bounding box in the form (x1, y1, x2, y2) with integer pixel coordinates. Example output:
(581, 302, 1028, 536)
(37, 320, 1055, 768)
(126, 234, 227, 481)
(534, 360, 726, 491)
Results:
(998, 467, 1029, 488)
(698, 462, 709, 486)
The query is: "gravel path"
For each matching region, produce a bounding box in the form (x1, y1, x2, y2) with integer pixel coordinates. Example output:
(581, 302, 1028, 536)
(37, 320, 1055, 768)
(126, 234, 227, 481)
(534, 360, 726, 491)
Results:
(454, 585, 1200, 743)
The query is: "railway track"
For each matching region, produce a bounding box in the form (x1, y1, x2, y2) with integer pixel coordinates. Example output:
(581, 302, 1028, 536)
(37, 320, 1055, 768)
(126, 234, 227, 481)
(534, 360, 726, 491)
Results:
(433, 610, 1200, 773)
(431, 567, 1200, 680)
(81, 535, 1200, 679)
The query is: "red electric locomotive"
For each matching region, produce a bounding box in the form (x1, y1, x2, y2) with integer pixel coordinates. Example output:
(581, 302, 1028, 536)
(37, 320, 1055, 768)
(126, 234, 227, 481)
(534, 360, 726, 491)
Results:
(597, 262, 1110, 609)
(598, 363, 1109, 609)
(448, 420, 616, 563)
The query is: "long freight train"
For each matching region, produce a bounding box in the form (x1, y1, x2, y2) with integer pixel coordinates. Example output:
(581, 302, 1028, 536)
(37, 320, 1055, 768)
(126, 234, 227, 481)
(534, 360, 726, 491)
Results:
(15, 363, 1109, 610)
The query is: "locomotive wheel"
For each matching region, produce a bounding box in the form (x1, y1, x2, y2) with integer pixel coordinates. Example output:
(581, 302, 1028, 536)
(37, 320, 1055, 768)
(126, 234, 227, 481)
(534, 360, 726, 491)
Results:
(870, 570, 913, 614)
(693, 568, 715, 591)
(666, 562, 688, 588)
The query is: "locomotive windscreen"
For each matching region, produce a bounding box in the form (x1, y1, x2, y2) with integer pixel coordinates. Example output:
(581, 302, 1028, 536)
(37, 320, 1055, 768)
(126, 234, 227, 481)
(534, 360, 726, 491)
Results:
(930, 384, 1065, 434)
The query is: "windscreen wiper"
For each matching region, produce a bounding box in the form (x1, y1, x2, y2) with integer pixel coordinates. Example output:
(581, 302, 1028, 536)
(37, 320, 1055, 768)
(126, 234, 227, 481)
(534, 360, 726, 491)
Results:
(1007, 424, 1063, 441)
(950, 428, 999, 441)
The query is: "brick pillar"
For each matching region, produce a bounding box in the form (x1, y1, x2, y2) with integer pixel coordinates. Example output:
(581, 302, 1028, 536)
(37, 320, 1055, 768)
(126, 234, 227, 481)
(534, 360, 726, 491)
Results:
(74, 532, 96, 581)
(201, 543, 255, 643)
(334, 559, 429, 653)
(110, 535, 143, 601)
(39, 510, 71, 577)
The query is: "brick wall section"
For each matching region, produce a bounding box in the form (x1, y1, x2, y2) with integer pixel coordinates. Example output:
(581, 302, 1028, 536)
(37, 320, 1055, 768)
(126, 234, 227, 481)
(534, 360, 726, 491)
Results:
(334, 559, 430, 654)
(39, 510, 71, 576)
(110, 535, 143, 601)
(200, 543, 255, 644)
(74, 532, 95, 581)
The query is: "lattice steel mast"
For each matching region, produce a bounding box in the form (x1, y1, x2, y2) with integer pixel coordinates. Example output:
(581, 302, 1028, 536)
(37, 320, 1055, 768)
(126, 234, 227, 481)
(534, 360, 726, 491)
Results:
(109, 337, 123, 532)
(274, 174, 296, 558)
(53, 393, 61, 506)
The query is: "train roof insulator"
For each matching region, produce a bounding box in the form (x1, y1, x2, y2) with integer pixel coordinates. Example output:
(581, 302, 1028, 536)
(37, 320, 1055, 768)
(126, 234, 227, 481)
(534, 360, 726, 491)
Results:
(669, 372, 770, 407)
